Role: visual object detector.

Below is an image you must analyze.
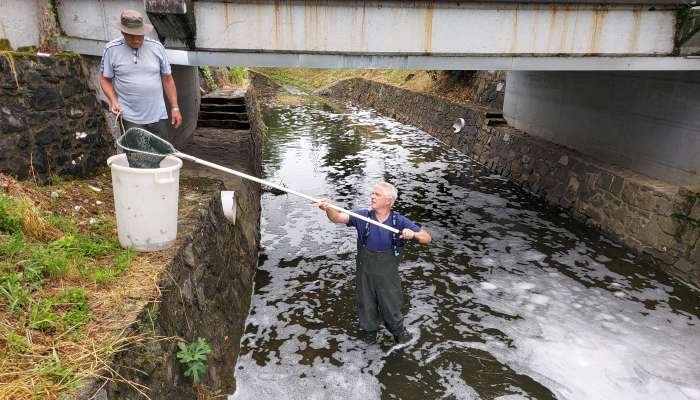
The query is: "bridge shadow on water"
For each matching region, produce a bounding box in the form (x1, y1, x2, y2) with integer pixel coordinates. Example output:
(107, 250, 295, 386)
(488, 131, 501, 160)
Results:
(230, 96, 700, 400)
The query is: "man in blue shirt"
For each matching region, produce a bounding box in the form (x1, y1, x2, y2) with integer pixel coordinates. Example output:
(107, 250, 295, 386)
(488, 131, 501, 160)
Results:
(100, 9, 182, 141)
(318, 182, 432, 345)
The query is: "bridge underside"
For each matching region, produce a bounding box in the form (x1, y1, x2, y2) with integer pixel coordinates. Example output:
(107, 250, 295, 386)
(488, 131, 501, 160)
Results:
(53, 0, 700, 71)
(63, 37, 699, 71)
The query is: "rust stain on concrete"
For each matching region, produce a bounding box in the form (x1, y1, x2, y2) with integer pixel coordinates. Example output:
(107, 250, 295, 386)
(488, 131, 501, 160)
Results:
(274, 0, 281, 49)
(531, 5, 540, 53)
(547, 4, 558, 52)
(351, 1, 368, 51)
(560, 6, 571, 52)
(286, 0, 294, 45)
(224, 3, 229, 28)
(590, 6, 608, 54)
(424, 1, 434, 53)
(303, 0, 322, 51)
(361, 2, 367, 51)
(628, 7, 642, 53)
(570, 7, 580, 53)
(510, 5, 519, 53)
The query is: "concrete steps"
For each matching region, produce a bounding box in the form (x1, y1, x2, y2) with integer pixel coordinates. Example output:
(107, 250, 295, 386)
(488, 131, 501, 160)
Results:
(198, 93, 250, 130)
(485, 112, 507, 126)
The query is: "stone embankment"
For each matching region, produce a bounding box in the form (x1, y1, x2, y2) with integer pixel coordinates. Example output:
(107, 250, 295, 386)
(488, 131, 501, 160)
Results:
(320, 78, 700, 286)
(1, 48, 267, 397)
(92, 82, 267, 399)
(0, 53, 112, 181)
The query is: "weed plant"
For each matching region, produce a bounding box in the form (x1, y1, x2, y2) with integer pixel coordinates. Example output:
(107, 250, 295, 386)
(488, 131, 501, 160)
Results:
(176, 337, 212, 385)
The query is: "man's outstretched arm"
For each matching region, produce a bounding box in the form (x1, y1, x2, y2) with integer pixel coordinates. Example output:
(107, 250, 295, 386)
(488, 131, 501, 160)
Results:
(400, 228, 432, 244)
(317, 199, 350, 225)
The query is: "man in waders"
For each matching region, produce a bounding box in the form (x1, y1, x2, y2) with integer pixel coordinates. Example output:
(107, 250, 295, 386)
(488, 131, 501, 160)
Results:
(99, 9, 182, 140)
(318, 182, 432, 345)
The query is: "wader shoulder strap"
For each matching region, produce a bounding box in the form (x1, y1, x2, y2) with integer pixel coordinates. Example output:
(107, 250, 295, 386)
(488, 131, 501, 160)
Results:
(362, 211, 403, 256)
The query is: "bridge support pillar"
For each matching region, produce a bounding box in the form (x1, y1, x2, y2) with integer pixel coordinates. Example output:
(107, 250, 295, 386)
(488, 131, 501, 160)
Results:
(145, 0, 196, 48)
(168, 65, 200, 147)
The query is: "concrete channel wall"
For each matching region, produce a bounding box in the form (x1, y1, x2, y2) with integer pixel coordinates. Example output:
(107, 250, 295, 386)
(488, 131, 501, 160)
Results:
(504, 71, 700, 187)
(320, 78, 700, 287)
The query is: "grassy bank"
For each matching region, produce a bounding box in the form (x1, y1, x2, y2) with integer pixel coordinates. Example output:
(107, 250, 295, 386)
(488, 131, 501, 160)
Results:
(254, 68, 487, 105)
(0, 172, 169, 399)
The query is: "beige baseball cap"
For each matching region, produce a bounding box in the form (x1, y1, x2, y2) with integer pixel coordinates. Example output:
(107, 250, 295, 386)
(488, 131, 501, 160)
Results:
(113, 9, 153, 35)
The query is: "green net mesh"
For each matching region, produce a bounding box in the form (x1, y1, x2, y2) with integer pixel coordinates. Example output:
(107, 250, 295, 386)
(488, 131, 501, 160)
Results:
(116, 127, 176, 168)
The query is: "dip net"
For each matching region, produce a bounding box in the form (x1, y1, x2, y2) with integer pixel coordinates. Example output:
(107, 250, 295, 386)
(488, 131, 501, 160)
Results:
(116, 127, 177, 168)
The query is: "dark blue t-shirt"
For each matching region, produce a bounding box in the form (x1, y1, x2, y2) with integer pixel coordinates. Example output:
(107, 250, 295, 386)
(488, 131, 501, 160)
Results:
(347, 209, 421, 252)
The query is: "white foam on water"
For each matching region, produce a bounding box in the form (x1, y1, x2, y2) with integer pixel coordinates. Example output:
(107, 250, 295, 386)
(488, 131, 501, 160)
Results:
(474, 270, 700, 400)
(529, 294, 550, 305)
(435, 364, 481, 400)
(515, 282, 536, 291)
(236, 100, 700, 400)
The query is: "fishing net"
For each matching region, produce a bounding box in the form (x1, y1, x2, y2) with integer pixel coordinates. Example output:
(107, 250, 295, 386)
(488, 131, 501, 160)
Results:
(117, 127, 177, 168)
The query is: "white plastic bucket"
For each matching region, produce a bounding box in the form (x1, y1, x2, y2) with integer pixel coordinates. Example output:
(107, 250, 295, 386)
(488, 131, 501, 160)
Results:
(107, 154, 182, 251)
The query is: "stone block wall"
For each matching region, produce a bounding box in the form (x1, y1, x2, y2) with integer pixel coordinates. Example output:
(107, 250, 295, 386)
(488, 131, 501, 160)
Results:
(462, 70, 506, 111)
(319, 77, 486, 139)
(0, 53, 113, 181)
(321, 78, 700, 286)
(245, 72, 270, 178)
(99, 78, 267, 399)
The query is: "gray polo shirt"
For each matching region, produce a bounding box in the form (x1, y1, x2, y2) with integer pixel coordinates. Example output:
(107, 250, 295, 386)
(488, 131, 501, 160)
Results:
(101, 37, 172, 124)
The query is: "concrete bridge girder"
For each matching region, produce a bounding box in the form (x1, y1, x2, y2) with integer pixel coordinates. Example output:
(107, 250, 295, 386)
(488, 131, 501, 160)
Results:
(58, 0, 675, 55)
(1, 1, 699, 70)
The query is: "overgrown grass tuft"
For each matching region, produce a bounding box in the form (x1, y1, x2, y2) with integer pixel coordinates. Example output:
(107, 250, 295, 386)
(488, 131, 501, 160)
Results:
(15, 196, 58, 241)
(227, 66, 247, 84)
(0, 193, 22, 234)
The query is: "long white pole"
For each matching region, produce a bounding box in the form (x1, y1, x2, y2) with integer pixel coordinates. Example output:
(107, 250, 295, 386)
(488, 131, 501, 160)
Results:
(176, 153, 400, 234)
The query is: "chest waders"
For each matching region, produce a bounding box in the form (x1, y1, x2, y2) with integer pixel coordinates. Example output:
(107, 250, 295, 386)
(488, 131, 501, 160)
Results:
(356, 212, 406, 336)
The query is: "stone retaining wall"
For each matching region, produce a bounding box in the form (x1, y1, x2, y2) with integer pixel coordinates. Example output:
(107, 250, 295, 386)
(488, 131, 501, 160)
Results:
(0, 53, 112, 181)
(93, 79, 268, 399)
(320, 78, 700, 286)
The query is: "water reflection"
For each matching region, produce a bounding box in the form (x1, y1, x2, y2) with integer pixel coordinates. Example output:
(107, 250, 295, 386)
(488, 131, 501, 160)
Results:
(231, 97, 700, 400)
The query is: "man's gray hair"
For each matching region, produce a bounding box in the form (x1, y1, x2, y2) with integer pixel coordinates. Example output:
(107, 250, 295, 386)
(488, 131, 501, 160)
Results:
(376, 182, 398, 206)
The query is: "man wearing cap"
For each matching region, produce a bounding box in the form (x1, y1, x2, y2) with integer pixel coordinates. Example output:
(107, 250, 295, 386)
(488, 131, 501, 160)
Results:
(100, 10, 182, 140)
(317, 182, 432, 346)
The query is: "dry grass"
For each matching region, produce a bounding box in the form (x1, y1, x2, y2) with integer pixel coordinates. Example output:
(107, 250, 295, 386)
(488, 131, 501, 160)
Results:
(14, 197, 60, 242)
(0, 172, 179, 399)
(254, 68, 490, 107)
(275, 93, 309, 106)
(0, 330, 161, 400)
(0, 52, 20, 89)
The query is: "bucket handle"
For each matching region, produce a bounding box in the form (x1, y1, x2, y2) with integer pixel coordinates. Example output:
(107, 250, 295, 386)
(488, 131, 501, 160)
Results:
(154, 170, 175, 184)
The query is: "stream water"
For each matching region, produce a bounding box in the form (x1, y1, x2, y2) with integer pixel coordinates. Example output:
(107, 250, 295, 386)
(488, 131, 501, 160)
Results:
(230, 95, 700, 400)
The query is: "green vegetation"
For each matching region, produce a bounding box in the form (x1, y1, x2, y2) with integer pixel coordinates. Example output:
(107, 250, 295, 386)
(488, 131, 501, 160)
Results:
(177, 337, 212, 384)
(254, 68, 489, 106)
(0, 38, 11, 51)
(200, 66, 218, 90)
(227, 66, 247, 84)
(0, 173, 146, 399)
(254, 68, 362, 92)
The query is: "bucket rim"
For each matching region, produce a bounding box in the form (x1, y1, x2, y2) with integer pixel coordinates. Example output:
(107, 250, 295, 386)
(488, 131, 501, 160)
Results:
(107, 153, 182, 173)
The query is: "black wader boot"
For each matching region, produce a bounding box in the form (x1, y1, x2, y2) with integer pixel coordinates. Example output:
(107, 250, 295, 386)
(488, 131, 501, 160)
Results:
(356, 246, 406, 343)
